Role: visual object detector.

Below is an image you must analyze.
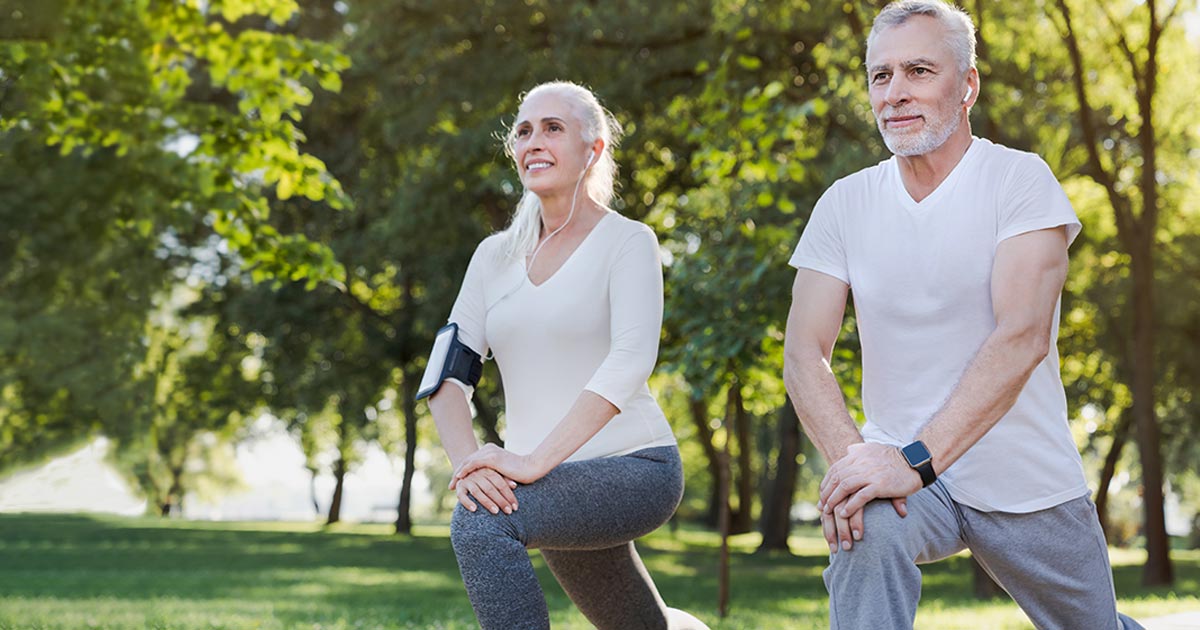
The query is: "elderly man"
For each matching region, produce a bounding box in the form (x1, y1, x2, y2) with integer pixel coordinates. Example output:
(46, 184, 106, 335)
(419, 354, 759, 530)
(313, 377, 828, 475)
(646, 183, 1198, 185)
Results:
(783, 1, 1142, 628)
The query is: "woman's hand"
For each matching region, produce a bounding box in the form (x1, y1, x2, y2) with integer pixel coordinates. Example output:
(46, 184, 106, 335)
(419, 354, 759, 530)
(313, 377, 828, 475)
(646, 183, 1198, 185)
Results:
(451, 444, 546, 486)
(453, 468, 520, 515)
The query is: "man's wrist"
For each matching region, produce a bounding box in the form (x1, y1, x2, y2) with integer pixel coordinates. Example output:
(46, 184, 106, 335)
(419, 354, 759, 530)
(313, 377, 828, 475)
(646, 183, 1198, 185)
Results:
(899, 440, 937, 488)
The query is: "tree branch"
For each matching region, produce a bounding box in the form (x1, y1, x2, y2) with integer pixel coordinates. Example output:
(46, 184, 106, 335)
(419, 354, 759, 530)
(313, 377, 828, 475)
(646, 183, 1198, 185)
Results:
(1098, 1, 1143, 94)
(1050, 0, 1137, 247)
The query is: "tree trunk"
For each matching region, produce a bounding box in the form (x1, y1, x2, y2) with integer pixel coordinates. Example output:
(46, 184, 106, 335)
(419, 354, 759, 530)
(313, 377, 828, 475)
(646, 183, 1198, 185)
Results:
(972, 557, 1006, 599)
(758, 399, 801, 553)
(1131, 233, 1172, 585)
(717, 421, 731, 619)
(1095, 411, 1133, 542)
(307, 465, 321, 515)
(396, 371, 419, 535)
(1132, 6, 1171, 583)
(729, 376, 754, 535)
(326, 455, 346, 525)
(160, 467, 184, 518)
(689, 395, 721, 528)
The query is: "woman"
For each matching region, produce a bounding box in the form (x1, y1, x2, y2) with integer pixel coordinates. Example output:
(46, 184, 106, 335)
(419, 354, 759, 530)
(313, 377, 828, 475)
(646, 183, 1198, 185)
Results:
(425, 81, 709, 630)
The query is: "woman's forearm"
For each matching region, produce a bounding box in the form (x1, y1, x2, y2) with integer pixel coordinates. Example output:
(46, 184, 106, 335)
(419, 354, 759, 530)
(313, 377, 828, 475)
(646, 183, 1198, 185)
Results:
(527, 391, 619, 475)
(429, 385, 481, 469)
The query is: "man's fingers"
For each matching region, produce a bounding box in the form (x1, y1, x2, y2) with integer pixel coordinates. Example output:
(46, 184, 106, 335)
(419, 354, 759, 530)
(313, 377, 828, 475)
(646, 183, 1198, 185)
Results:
(849, 507, 864, 542)
(834, 504, 853, 551)
(821, 511, 837, 553)
(891, 497, 908, 518)
(823, 478, 861, 514)
(840, 486, 878, 516)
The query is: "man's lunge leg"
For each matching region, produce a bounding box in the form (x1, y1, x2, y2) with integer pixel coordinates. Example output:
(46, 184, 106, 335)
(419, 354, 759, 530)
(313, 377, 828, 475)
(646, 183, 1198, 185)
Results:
(964, 495, 1144, 630)
(824, 484, 966, 630)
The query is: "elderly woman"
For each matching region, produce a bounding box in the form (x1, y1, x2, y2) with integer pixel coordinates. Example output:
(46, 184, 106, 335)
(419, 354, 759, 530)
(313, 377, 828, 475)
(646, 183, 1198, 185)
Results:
(422, 81, 708, 630)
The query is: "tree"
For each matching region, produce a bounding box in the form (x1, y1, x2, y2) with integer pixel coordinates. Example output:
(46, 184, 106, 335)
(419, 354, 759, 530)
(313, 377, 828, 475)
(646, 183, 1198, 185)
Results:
(0, 0, 348, 473)
(1049, 0, 1197, 585)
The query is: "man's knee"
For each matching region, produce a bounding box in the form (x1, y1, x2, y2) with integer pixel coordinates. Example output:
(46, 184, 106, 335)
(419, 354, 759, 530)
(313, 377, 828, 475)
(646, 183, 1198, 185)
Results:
(832, 500, 909, 565)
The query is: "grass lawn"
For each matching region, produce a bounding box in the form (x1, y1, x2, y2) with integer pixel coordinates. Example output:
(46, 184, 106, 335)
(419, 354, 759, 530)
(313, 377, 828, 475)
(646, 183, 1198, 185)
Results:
(0, 513, 1196, 629)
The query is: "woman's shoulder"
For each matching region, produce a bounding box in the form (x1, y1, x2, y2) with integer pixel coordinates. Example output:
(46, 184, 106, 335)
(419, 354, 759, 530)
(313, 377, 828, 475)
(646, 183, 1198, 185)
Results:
(601, 211, 658, 245)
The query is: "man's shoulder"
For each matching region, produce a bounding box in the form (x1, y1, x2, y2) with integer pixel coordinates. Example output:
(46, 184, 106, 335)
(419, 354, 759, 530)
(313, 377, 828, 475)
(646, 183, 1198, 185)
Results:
(824, 157, 893, 198)
(972, 137, 1053, 175)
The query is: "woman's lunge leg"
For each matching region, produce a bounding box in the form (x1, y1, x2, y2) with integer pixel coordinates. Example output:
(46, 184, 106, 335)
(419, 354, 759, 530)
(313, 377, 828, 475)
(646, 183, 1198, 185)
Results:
(450, 504, 549, 630)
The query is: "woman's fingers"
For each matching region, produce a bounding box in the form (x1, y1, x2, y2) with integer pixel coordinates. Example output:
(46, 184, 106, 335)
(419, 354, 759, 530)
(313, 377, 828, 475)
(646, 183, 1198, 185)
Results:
(455, 485, 478, 512)
(461, 478, 502, 515)
(481, 470, 519, 511)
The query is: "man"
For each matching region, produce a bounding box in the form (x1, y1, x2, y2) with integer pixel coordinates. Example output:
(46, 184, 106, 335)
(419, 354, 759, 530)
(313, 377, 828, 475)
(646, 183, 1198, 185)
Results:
(782, 2, 1142, 628)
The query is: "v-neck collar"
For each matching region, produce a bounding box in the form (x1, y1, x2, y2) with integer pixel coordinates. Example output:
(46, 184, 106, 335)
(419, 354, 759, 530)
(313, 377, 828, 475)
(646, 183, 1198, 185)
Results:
(524, 211, 614, 288)
(891, 137, 980, 212)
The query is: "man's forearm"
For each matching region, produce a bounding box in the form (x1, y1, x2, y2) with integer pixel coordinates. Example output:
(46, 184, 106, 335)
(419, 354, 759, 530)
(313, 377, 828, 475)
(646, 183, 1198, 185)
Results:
(785, 350, 864, 466)
(917, 326, 1047, 474)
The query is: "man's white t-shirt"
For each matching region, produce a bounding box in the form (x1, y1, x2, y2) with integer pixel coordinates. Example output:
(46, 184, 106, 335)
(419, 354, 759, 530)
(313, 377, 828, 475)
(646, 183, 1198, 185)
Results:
(789, 137, 1088, 513)
(446, 211, 677, 462)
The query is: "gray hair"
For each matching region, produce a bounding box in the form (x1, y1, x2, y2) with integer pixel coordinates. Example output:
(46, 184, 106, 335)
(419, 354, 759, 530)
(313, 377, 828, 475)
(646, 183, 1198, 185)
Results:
(868, 1, 977, 73)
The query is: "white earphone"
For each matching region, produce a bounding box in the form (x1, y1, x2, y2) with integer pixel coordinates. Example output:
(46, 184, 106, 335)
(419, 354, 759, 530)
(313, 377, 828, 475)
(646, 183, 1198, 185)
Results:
(584, 149, 595, 168)
(962, 86, 973, 103)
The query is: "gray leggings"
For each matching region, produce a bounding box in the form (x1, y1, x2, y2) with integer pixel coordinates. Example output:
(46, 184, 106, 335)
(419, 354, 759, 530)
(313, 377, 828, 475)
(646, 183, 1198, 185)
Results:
(450, 445, 692, 630)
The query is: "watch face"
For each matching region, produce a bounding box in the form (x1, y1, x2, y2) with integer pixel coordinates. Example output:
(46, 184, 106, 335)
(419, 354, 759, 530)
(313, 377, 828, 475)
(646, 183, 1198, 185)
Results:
(902, 441, 932, 466)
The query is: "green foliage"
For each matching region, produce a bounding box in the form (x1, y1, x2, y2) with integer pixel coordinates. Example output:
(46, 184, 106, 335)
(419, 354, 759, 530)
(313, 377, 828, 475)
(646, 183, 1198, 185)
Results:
(0, 0, 348, 472)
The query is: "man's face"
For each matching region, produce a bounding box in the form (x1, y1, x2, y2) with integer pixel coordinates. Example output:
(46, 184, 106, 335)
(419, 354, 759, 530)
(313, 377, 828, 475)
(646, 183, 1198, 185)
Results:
(865, 15, 969, 157)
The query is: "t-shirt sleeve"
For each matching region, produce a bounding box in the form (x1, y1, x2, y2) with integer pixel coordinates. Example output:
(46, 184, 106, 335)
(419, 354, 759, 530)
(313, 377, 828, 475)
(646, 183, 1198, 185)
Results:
(997, 156, 1082, 247)
(443, 239, 493, 398)
(788, 184, 850, 285)
(583, 226, 663, 411)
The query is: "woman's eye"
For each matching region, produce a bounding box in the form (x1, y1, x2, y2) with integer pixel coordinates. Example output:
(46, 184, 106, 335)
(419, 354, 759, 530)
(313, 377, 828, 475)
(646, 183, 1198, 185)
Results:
(516, 128, 530, 137)
(548, 123, 562, 132)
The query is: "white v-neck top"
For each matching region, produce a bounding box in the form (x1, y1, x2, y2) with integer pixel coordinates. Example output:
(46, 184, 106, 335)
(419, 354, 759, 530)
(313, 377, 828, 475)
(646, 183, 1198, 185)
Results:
(789, 138, 1087, 513)
(446, 212, 677, 462)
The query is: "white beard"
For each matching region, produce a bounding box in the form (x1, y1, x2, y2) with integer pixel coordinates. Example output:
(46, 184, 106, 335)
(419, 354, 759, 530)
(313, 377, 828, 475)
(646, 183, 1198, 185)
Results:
(876, 102, 963, 157)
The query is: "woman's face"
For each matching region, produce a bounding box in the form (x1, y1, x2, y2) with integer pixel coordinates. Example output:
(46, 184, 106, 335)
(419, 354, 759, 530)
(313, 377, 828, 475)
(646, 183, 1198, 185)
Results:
(512, 91, 596, 198)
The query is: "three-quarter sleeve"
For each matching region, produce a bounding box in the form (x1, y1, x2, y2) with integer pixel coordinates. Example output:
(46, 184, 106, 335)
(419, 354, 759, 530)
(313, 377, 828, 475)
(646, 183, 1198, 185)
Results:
(583, 226, 664, 411)
(443, 238, 494, 398)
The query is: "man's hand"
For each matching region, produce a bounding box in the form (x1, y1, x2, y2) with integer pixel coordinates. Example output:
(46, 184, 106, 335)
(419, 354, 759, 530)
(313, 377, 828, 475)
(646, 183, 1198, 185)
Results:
(819, 442, 922, 517)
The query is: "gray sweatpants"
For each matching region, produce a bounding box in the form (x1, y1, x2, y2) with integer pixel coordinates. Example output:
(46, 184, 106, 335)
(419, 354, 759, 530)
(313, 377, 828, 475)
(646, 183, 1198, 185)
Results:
(824, 481, 1144, 630)
(450, 445, 697, 630)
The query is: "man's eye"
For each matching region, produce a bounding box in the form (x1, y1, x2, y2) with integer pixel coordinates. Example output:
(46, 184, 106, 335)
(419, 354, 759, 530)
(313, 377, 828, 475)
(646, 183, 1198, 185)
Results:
(872, 73, 889, 83)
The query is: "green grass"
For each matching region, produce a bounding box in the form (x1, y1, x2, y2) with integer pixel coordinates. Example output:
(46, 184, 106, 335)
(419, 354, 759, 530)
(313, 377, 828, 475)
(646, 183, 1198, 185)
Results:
(0, 514, 1196, 629)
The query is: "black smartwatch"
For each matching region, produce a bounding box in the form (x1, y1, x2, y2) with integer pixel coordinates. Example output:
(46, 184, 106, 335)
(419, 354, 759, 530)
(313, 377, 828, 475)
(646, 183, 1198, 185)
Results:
(900, 440, 936, 488)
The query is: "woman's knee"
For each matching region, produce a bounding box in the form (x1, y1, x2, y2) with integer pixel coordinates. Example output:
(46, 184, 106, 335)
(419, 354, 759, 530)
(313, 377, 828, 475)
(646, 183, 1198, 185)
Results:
(450, 504, 513, 554)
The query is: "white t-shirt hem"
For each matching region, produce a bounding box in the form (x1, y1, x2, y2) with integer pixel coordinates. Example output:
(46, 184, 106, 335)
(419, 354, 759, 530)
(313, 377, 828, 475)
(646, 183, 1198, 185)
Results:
(940, 479, 1090, 514)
